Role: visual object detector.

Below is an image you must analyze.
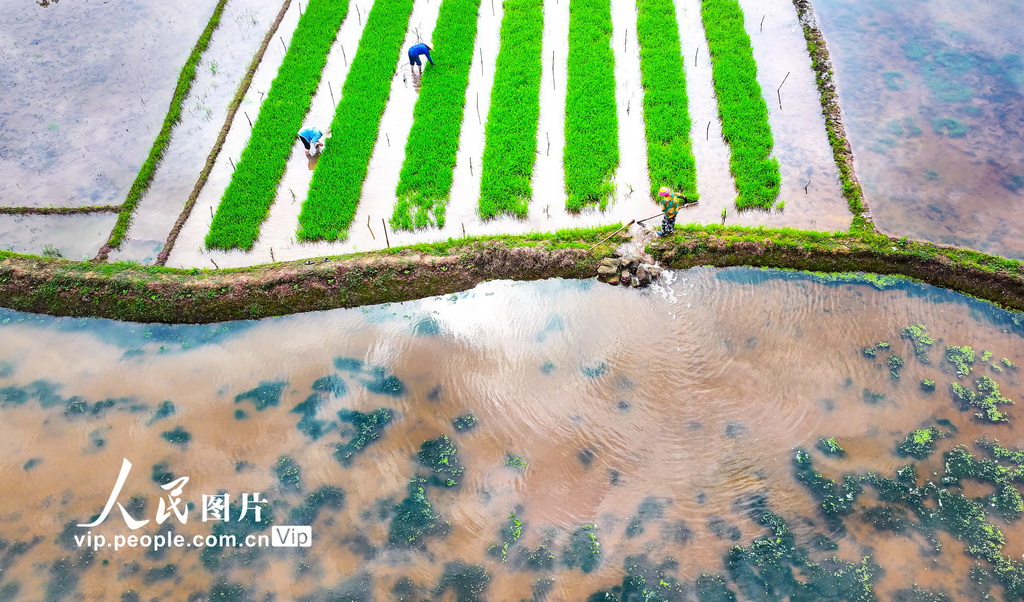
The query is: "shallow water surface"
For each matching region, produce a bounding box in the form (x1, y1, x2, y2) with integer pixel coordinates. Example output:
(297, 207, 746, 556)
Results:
(1, 269, 1024, 599)
(0, 0, 220, 209)
(813, 0, 1024, 257)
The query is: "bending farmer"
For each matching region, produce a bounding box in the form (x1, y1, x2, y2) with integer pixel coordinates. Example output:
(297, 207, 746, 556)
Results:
(407, 42, 433, 75)
(655, 187, 696, 236)
(297, 127, 324, 158)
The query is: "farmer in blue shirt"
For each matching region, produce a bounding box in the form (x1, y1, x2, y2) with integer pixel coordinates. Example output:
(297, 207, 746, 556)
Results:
(408, 42, 433, 76)
(297, 127, 324, 158)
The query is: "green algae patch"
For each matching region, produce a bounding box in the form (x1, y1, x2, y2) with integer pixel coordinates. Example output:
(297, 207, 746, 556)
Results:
(564, 524, 602, 573)
(388, 476, 450, 547)
(817, 438, 845, 458)
(274, 456, 302, 493)
(901, 324, 935, 363)
(946, 346, 976, 378)
(504, 453, 528, 471)
(452, 413, 478, 433)
(234, 381, 286, 411)
(418, 435, 464, 487)
(289, 486, 345, 525)
(897, 427, 942, 459)
(487, 511, 524, 562)
(334, 408, 394, 467)
(160, 426, 191, 446)
(951, 376, 1014, 423)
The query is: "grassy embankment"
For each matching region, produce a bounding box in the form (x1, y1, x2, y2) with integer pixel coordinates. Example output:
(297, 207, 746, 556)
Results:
(701, 0, 781, 210)
(564, 0, 618, 211)
(477, 0, 544, 219)
(391, 0, 483, 231)
(636, 0, 698, 199)
(4, 225, 1024, 324)
(297, 0, 415, 242)
(205, 0, 350, 251)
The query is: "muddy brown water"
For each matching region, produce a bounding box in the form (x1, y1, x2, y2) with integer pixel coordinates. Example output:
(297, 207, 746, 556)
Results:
(0, 0, 221, 210)
(813, 0, 1024, 258)
(2, 268, 1024, 599)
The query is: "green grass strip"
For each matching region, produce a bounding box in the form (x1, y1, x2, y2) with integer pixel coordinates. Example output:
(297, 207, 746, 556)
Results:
(391, 0, 483, 231)
(701, 0, 781, 210)
(477, 0, 544, 220)
(564, 0, 618, 212)
(105, 0, 230, 250)
(205, 0, 350, 251)
(298, 0, 415, 242)
(636, 0, 698, 199)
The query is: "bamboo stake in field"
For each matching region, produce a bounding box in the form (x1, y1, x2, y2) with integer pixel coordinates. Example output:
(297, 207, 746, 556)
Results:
(777, 71, 790, 110)
(280, 36, 287, 52)
(329, 81, 335, 105)
(367, 215, 375, 239)
(244, 111, 253, 128)
(270, 247, 276, 262)
(341, 46, 347, 65)
(210, 259, 219, 269)
(382, 218, 390, 248)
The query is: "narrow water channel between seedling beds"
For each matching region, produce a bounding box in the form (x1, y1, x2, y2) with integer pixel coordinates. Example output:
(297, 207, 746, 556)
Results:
(2, 268, 1024, 599)
(813, 0, 1024, 257)
(0, 0, 221, 209)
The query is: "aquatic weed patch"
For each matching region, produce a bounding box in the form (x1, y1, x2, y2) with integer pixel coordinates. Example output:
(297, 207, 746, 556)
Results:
(392, 0, 483, 230)
(298, 0, 415, 242)
(701, 0, 781, 210)
(206, 0, 350, 250)
(564, 0, 618, 211)
(635, 0, 698, 199)
(478, 0, 544, 219)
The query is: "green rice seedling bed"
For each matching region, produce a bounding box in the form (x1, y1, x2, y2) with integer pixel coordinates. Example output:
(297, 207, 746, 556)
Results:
(298, 0, 416, 242)
(107, 0, 231, 250)
(701, 0, 781, 210)
(391, 0, 484, 231)
(636, 0, 698, 199)
(478, 0, 544, 220)
(205, 0, 350, 251)
(564, 0, 618, 212)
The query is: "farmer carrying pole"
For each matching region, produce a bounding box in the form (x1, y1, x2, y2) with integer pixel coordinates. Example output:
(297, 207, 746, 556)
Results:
(653, 187, 696, 237)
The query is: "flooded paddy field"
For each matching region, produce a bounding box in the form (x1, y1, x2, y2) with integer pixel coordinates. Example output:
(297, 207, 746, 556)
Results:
(0, 0, 222, 209)
(813, 0, 1024, 257)
(2, 268, 1024, 599)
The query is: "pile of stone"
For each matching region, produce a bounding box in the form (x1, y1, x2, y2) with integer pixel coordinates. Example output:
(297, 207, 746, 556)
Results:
(597, 255, 663, 288)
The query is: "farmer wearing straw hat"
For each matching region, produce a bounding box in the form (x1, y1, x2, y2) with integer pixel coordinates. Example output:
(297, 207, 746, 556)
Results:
(654, 187, 696, 237)
(408, 41, 434, 76)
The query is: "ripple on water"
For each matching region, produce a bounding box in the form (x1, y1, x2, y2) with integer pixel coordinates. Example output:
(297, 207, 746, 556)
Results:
(1, 269, 1024, 598)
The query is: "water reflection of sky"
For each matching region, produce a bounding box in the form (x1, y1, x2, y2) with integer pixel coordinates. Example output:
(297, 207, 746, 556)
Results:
(813, 0, 1024, 257)
(0, 0, 220, 209)
(2, 271, 1024, 598)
